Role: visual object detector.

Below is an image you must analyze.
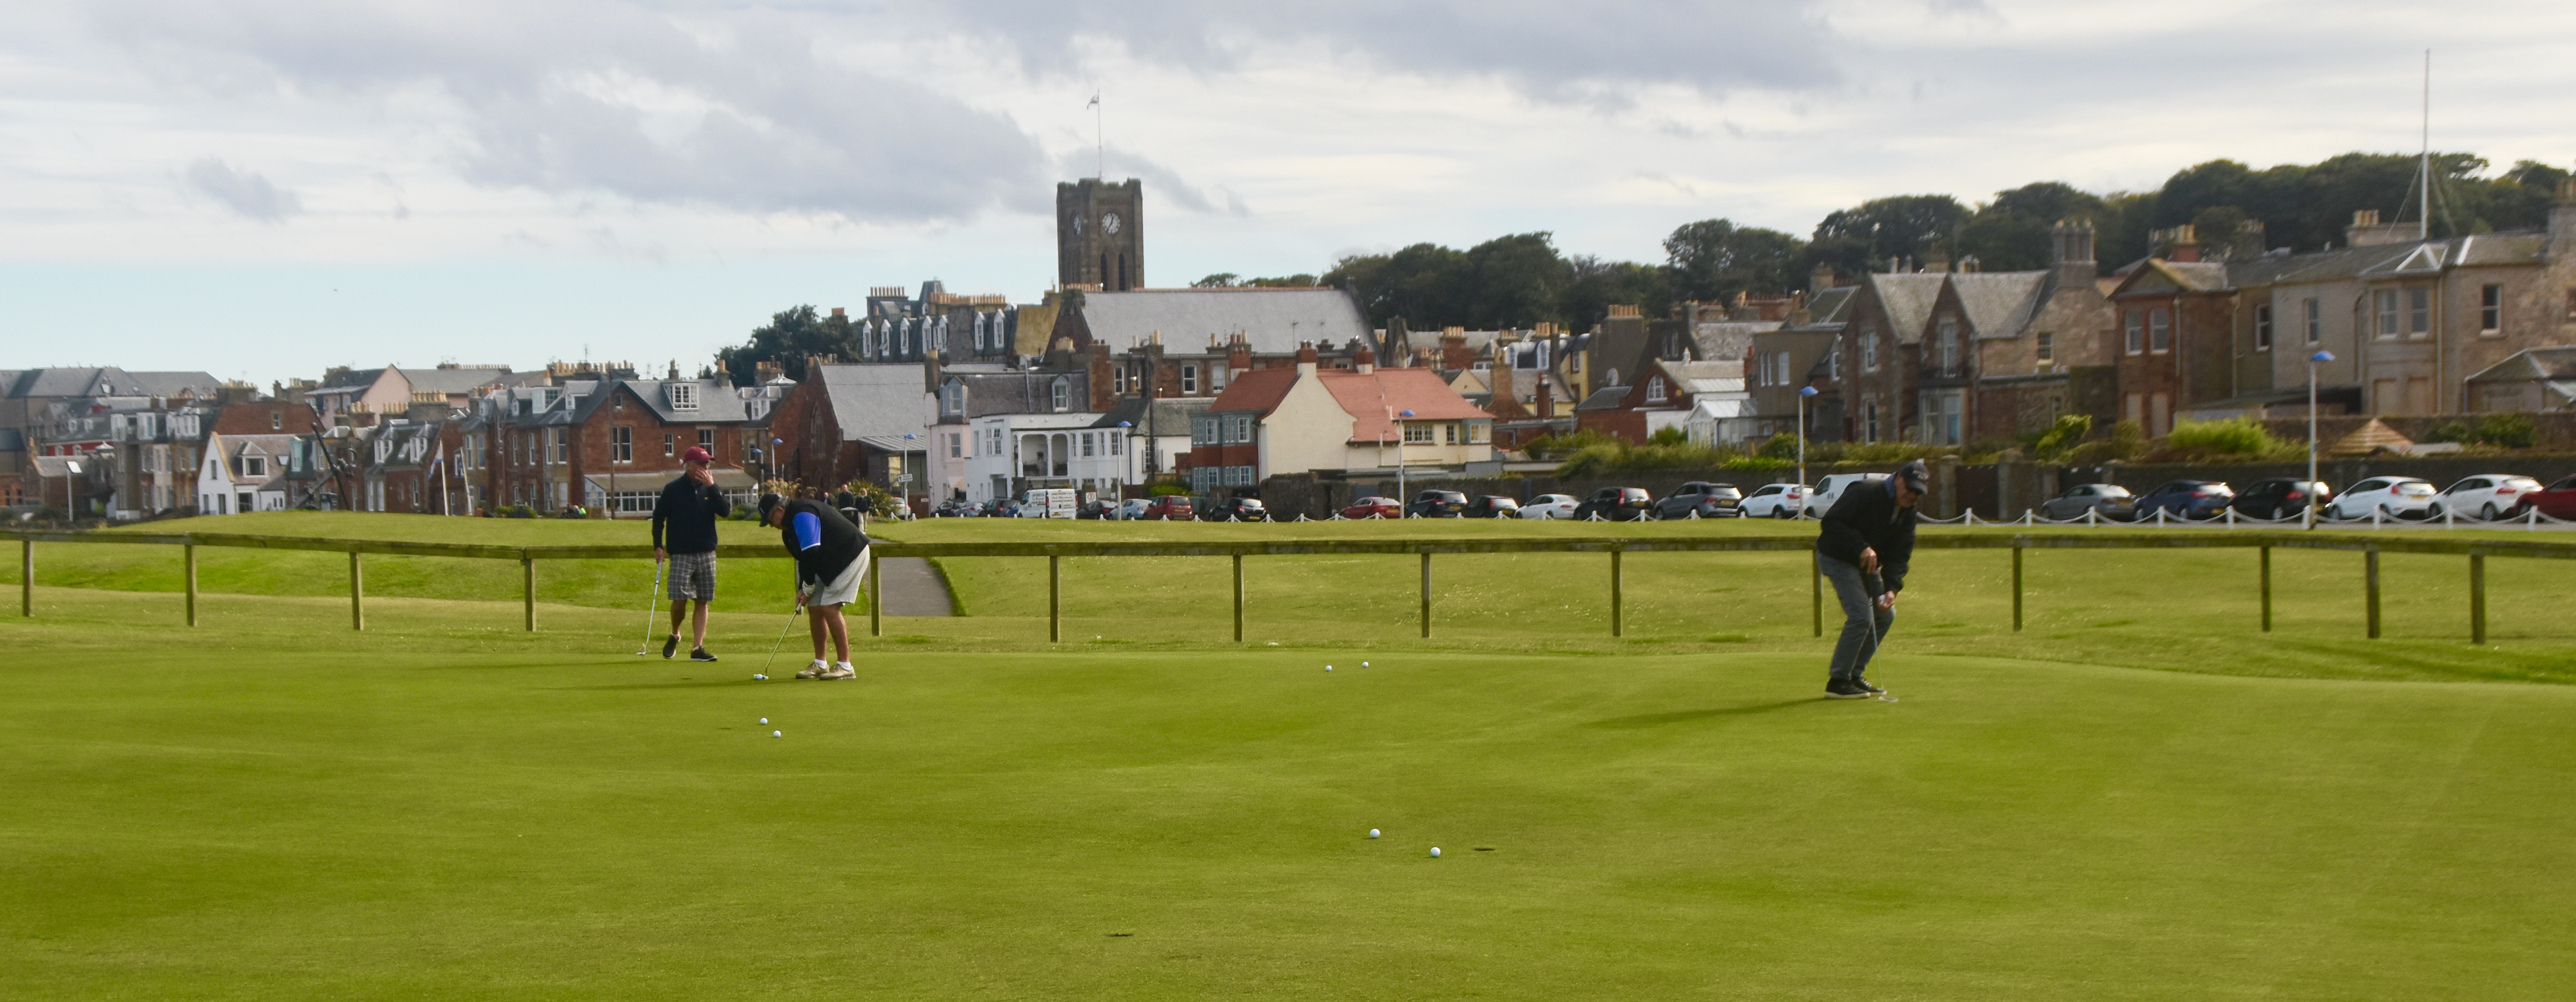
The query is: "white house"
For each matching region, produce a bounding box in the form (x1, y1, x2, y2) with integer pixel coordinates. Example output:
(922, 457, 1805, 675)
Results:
(957, 411, 1106, 505)
(196, 432, 300, 515)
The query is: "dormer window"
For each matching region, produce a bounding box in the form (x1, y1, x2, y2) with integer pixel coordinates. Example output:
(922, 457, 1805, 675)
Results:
(1646, 377, 1668, 403)
(1050, 377, 1071, 412)
(943, 380, 966, 415)
(667, 383, 699, 411)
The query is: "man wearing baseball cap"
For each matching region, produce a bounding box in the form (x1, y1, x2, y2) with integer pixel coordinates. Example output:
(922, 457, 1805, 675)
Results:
(759, 491, 869, 680)
(1814, 458, 1927, 698)
(651, 445, 732, 660)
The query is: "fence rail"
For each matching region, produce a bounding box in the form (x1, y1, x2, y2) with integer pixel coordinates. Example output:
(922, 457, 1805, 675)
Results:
(9, 528, 2575, 645)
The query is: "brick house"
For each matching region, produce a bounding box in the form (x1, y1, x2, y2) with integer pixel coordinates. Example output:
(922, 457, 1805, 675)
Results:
(1745, 282, 1859, 443)
(1574, 358, 1749, 444)
(770, 363, 927, 501)
(1184, 344, 1491, 491)
(475, 374, 759, 515)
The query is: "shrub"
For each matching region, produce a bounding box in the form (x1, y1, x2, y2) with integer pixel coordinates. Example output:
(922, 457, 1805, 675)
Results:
(2028, 414, 2091, 459)
(1647, 426, 1689, 447)
(1754, 433, 1800, 460)
(839, 479, 908, 519)
(2163, 417, 2279, 457)
(1520, 428, 1617, 459)
(2476, 413, 2536, 449)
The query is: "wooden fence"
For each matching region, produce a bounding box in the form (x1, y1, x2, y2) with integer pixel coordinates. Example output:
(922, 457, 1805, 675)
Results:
(8, 529, 2576, 645)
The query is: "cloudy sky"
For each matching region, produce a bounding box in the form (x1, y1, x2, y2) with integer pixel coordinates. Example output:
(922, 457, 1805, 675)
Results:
(3, 0, 2571, 385)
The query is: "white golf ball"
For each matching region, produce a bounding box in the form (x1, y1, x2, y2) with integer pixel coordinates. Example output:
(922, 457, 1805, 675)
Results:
(1326, 665, 1333, 672)
(1368, 829, 1380, 839)
(773, 730, 782, 738)
(753, 673, 767, 680)
(1362, 661, 1369, 667)
(759, 717, 769, 725)
(1429, 847, 1441, 858)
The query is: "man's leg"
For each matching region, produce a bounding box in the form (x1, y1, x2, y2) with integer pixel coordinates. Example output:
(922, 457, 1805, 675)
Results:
(820, 604, 850, 663)
(664, 598, 686, 658)
(689, 599, 710, 650)
(1817, 555, 1883, 684)
(808, 602, 829, 661)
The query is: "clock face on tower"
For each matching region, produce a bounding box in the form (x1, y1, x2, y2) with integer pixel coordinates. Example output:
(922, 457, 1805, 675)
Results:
(1101, 212, 1121, 235)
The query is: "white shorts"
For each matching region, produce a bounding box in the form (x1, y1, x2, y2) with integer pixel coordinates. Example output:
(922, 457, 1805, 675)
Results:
(808, 546, 868, 608)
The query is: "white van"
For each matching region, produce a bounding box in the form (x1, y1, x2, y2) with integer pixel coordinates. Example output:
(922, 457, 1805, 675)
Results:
(1803, 473, 1886, 517)
(1018, 488, 1078, 518)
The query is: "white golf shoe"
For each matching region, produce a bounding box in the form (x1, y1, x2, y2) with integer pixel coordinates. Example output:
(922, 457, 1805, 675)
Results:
(794, 659, 828, 680)
(817, 662, 856, 681)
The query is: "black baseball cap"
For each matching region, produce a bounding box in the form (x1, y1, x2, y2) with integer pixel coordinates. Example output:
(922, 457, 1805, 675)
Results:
(757, 492, 784, 522)
(1895, 459, 1930, 492)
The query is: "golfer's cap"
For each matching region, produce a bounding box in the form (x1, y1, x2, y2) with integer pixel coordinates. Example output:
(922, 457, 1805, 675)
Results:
(1896, 459, 1930, 492)
(758, 493, 784, 521)
(682, 445, 713, 464)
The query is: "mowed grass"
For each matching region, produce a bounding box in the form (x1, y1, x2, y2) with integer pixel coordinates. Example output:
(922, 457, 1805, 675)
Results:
(4, 589, 2574, 1000)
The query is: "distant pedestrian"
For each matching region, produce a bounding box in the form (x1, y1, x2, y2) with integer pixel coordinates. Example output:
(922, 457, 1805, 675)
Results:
(759, 492, 871, 680)
(1814, 459, 1926, 698)
(652, 446, 732, 661)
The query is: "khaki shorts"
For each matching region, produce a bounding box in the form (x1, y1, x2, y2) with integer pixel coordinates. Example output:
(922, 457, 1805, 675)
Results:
(808, 546, 868, 608)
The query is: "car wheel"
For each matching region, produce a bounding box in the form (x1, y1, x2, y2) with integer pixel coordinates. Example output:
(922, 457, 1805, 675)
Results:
(2481, 503, 2498, 520)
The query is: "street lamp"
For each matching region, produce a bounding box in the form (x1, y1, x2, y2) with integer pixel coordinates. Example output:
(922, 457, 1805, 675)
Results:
(91, 443, 117, 520)
(1796, 385, 1818, 493)
(2305, 350, 2334, 529)
(1115, 421, 1133, 517)
(1396, 409, 1416, 502)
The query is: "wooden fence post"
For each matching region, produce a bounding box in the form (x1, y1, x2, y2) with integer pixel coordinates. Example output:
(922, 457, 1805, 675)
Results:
(349, 550, 365, 631)
(1419, 551, 1432, 639)
(2259, 545, 2272, 632)
(521, 554, 535, 632)
(184, 543, 198, 627)
(1810, 552, 1822, 638)
(2364, 548, 2381, 640)
(2010, 540, 2023, 631)
(1609, 548, 1624, 637)
(1048, 555, 1061, 643)
(1231, 553, 1245, 643)
(2468, 552, 2486, 645)
(868, 557, 882, 638)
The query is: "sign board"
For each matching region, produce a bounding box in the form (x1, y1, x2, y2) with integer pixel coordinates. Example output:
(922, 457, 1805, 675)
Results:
(895, 474, 913, 485)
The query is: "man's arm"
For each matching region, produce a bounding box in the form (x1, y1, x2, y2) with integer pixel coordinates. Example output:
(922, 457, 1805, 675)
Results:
(706, 483, 732, 519)
(1815, 486, 1875, 567)
(650, 481, 673, 551)
(1881, 513, 1918, 592)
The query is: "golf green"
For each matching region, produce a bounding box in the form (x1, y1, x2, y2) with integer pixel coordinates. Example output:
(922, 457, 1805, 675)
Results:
(3, 586, 2571, 999)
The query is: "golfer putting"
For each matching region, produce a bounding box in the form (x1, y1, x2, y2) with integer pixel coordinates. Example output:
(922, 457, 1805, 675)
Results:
(651, 446, 732, 661)
(1815, 458, 1926, 699)
(759, 492, 869, 681)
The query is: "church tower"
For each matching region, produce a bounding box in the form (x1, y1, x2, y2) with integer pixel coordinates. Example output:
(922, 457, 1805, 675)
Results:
(1057, 178, 1143, 291)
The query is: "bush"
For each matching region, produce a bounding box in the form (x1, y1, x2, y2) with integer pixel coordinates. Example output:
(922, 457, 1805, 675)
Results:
(839, 479, 908, 519)
(2162, 417, 2279, 457)
(1754, 433, 1800, 460)
(2027, 414, 2091, 459)
(2476, 413, 2536, 449)
(1647, 426, 1689, 447)
(1148, 483, 1190, 496)
(1519, 428, 1617, 459)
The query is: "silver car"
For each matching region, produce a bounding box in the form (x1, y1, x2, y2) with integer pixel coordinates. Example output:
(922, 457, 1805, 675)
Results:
(2039, 483, 2135, 522)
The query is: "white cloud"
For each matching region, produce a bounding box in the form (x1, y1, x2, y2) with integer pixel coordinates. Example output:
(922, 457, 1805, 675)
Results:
(183, 157, 301, 220)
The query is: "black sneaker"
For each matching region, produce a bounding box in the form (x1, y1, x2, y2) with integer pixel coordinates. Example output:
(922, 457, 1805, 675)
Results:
(1825, 679, 1871, 699)
(689, 648, 719, 662)
(1852, 677, 1885, 694)
(661, 635, 679, 659)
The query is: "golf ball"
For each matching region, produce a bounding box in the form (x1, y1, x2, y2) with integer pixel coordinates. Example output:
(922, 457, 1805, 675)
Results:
(753, 673, 767, 680)
(1326, 665, 1333, 672)
(1368, 829, 1380, 839)
(759, 717, 769, 724)
(773, 730, 782, 738)
(1362, 661, 1370, 667)
(1429, 847, 1441, 858)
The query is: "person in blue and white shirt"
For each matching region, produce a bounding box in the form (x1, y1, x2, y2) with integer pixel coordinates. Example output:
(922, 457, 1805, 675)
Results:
(758, 492, 870, 680)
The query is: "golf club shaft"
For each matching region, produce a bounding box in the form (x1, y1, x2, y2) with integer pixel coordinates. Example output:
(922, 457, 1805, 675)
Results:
(634, 562, 665, 654)
(761, 601, 801, 674)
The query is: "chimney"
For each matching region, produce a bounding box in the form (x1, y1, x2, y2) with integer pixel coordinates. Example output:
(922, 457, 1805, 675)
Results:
(2155, 224, 2202, 263)
(2346, 208, 2414, 247)
(1809, 263, 1838, 290)
(1295, 342, 1319, 377)
(1534, 375, 1554, 418)
(2552, 177, 2576, 248)
(1923, 247, 1952, 273)
(829, 306, 846, 319)
(1354, 344, 1376, 374)
(1439, 327, 1472, 371)
(1227, 333, 1251, 375)
(2050, 220, 2096, 289)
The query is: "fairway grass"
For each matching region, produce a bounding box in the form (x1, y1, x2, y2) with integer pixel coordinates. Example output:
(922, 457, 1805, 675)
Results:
(4, 591, 2575, 1000)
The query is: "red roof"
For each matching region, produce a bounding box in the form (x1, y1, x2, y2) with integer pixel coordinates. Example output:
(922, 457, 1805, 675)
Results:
(1316, 367, 1488, 443)
(1206, 366, 1300, 416)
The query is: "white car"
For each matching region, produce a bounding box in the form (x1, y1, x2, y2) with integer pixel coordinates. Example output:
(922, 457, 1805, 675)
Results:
(2431, 475, 2542, 520)
(1738, 482, 1810, 519)
(1518, 494, 1581, 519)
(1803, 473, 1885, 517)
(2326, 477, 2438, 520)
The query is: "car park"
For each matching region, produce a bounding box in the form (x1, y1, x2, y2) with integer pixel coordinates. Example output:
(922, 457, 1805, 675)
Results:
(933, 499, 982, 518)
(1803, 473, 1883, 517)
(2431, 475, 2543, 520)
(1737, 483, 1809, 519)
(1574, 487, 1654, 521)
(2227, 479, 2329, 521)
(1405, 490, 1468, 518)
(2527, 475, 2576, 520)
(1341, 496, 1401, 520)
(2038, 483, 2135, 522)
(1518, 494, 1579, 519)
(1141, 494, 1194, 521)
(2325, 477, 2438, 520)
(980, 498, 1021, 518)
(1655, 481, 1744, 519)
(1464, 495, 1520, 519)
(1118, 498, 1154, 521)
(1203, 497, 1270, 522)
(2129, 480, 2234, 521)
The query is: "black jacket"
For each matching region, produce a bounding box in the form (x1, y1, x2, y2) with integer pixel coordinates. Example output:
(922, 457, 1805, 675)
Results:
(776, 498, 870, 587)
(1816, 477, 1917, 592)
(651, 476, 732, 553)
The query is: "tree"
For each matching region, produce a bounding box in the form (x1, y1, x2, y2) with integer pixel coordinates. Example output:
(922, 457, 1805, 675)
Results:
(715, 305, 857, 386)
(1563, 256, 1669, 334)
(1459, 233, 1573, 329)
(1810, 194, 1972, 272)
(1954, 182, 2108, 271)
(1662, 219, 1803, 302)
(1193, 273, 1241, 288)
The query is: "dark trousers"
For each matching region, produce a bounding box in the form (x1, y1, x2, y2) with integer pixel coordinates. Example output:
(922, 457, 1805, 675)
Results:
(1818, 554, 1893, 681)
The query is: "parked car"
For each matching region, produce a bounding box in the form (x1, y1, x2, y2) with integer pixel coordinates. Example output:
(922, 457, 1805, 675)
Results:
(2527, 475, 2576, 520)
(2039, 483, 2136, 522)
(1574, 487, 1654, 521)
(2325, 477, 2438, 520)
(1737, 483, 1809, 519)
(1341, 495, 1401, 520)
(1141, 494, 1194, 521)
(933, 499, 982, 518)
(980, 498, 1022, 518)
(1204, 497, 1270, 522)
(2129, 480, 2234, 521)
(1803, 473, 1884, 517)
(1464, 495, 1520, 519)
(1118, 498, 1154, 521)
(2431, 475, 2543, 520)
(2228, 479, 2330, 521)
(1076, 499, 1117, 520)
(1405, 490, 1469, 518)
(1518, 494, 1580, 520)
(1655, 481, 1744, 519)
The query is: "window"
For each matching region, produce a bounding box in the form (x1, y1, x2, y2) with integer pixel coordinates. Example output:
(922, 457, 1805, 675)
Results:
(612, 426, 632, 463)
(699, 428, 715, 453)
(667, 383, 699, 410)
(1180, 365, 1198, 394)
(943, 381, 966, 413)
(663, 433, 675, 457)
(2252, 304, 2273, 351)
(1050, 378, 1071, 412)
(2148, 308, 2171, 353)
(2480, 284, 2503, 332)
(270, 412, 282, 431)
(1861, 333, 1878, 371)
(2304, 298, 2320, 344)
(1403, 423, 1433, 444)
(551, 428, 568, 463)
(1468, 422, 1489, 444)
(2035, 332, 2054, 363)
(2375, 289, 2400, 338)
(1231, 415, 1254, 441)
(1109, 433, 1121, 456)
(2407, 288, 2430, 336)
(1193, 417, 1215, 446)
(1646, 377, 1667, 403)
(1828, 347, 1841, 381)
(2125, 311, 2144, 354)
(1935, 318, 1960, 374)
(1444, 423, 1462, 445)
(2566, 288, 2576, 319)
(240, 454, 266, 478)
(1080, 433, 1096, 458)
(988, 427, 1004, 454)
(1862, 400, 1880, 444)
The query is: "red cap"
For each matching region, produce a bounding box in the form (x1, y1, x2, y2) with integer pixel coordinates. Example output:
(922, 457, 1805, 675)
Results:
(682, 446, 713, 464)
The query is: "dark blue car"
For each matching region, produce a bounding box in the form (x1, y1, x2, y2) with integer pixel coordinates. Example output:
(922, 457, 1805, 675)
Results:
(2128, 480, 2234, 521)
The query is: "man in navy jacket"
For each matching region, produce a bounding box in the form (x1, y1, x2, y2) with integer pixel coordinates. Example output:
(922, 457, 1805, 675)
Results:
(759, 493, 870, 680)
(1814, 459, 1925, 698)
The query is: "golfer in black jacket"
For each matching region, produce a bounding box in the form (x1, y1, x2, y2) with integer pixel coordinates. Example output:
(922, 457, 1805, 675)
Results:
(759, 493, 870, 681)
(651, 447, 732, 660)
(1814, 459, 1927, 698)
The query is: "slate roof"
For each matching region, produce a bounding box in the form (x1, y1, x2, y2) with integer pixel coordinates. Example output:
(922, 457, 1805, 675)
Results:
(4, 367, 221, 399)
(812, 364, 928, 442)
(2467, 346, 2576, 383)
(617, 379, 753, 423)
(1947, 272, 2049, 339)
(1688, 321, 1779, 363)
(1073, 288, 1372, 354)
(1574, 386, 1631, 412)
(1090, 396, 1210, 434)
(396, 367, 519, 395)
(1865, 275, 1949, 344)
(1802, 287, 1859, 327)
(1654, 359, 1747, 397)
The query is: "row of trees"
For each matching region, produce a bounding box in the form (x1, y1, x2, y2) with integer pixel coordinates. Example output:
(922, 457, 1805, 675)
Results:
(1226, 151, 2569, 333)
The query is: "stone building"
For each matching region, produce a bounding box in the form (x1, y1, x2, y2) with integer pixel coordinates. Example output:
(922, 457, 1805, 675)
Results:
(1058, 178, 1145, 291)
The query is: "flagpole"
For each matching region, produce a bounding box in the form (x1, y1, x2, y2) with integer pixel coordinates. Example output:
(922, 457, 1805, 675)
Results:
(1091, 87, 1103, 178)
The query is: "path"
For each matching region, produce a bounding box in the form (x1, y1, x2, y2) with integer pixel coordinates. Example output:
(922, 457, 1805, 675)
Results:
(875, 557, 954, 616)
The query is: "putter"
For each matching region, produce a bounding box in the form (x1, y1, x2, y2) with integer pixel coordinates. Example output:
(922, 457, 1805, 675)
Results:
(632, 561, 666, 656)
(759, 598, 803, 677)
(1860, 590, 1896, 703)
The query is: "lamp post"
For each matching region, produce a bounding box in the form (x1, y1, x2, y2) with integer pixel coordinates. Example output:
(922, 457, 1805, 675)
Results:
(1396, 409, 1416, 502)
(91, 443, 117, 521)
(1115, 421, 1133, 517)
(2306, 349, 2334, 529)
(1796, 385, 1818, 491)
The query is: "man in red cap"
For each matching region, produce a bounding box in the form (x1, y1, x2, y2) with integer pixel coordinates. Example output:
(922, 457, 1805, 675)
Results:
(651, 445, 732, 660)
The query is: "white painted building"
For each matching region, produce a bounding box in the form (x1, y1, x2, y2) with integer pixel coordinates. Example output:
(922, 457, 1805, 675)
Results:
(196, 432, 301, 515)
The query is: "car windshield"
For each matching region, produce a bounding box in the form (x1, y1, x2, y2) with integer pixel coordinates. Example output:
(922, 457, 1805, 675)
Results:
(2396, 482, 2435, 495)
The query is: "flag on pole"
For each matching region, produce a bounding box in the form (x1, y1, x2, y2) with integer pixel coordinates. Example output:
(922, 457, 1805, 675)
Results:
(1086, 92, 1099, 108)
